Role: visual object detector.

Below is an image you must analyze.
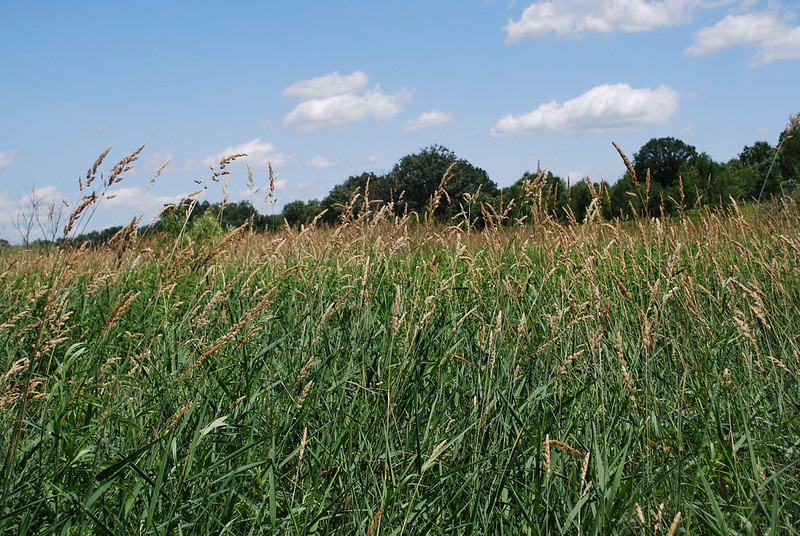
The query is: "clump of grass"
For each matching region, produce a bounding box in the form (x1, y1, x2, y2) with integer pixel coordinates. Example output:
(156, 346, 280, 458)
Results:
(1, 151, 800, 535)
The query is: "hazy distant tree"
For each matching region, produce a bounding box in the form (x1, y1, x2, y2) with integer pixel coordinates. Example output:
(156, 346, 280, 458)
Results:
(12, 186, 43, 246)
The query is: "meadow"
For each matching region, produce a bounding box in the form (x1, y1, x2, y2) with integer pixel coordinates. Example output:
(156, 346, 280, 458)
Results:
(2, 180, 800, 534)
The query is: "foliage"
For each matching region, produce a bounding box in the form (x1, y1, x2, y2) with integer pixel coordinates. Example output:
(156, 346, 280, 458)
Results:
(776, 113, 800, 191)
(634, 137, 700, 188)
(282, 199, 323, 228)
(189, 210, 224, 242)
(320, 172, 382, 223)
(386, 145, 499, 221)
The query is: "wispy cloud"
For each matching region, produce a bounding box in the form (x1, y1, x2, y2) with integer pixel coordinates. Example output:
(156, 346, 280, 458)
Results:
(305, 154, 339, 168)
(491, 83, 679, 136)
(283, 71, 412, 131)
(403, 110, 454, 131)
(687, 8, 800, 65)
(282, 70, 370, 99)
(0, 150, 18, 172)
(503, 0, 737, 42)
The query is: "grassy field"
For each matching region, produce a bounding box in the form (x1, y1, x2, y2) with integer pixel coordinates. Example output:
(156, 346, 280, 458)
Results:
(2, 202, 800, 534)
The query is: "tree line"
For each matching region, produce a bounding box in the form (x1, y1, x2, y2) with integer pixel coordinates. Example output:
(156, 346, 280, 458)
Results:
(281, 114, 799, 228)
(24, 112, 798, 245)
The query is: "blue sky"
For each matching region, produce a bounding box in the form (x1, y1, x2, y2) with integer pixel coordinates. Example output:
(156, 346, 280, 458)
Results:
(1, 0, 798, 240)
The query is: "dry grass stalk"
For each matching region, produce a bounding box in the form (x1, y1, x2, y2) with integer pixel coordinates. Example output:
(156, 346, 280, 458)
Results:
(266, 162, 277, 205)
(733, 308, 759, 350)
(199, 220, 250, 267)
(559, 350, 585, 375)
(108, 145, 144, 185)
(766, 355, 793, 375)
(298, 426, 308, 461)
(426, 162, 457, 224)
(167, 398, 200, 431)
(296, 380, 313, 410)
(296, 355, 315, 384)
(544, 434, 551, 474)
(579, 451, 590, 490)
(616, 332, 637, 401)
(192, 285, 277, 370)
(654, 503, 665, 533)
(545, 437, 583, 457)
(149, 159, 170, 190)
(106, 290, 141, 330)
(635, 503, 646, 525)
(366, 506, 384, 536)
(665, 511, 682, 536)
(392, 283, 403, 333)
(723, 368, 732, 386)
(612, 142, 637, 186)
(83, 147, 112, 191)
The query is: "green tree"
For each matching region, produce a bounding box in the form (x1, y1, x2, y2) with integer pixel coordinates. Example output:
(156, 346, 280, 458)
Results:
(776, 113, 800, 190)
(320, 172, 385, 223)
(501, 171, 566, 223)
(566, 181, 593, 223)
(189, 210, 223, 242)
(283, 199, 323, 227)
(634, 137, 699, 189)
(386, 145, 499, 221)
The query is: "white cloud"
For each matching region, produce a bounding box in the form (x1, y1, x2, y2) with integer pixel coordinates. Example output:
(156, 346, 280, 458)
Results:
(566, 169, 593, 181)
(172, 139, 292, 173)
(282, 70, 370, 99)
(503, 0, 723, 41)
(403, 110, 454, 131)
(100, 186, 184, 213)
(206, 138, 290, 168)
(686, 10, 800, 65)
(281, 70, 412, 131)
(284, 87, 412, 131)
(0, 150, 18, 172)
(305, 154, 339, 168)
(491, 83, 679, 136)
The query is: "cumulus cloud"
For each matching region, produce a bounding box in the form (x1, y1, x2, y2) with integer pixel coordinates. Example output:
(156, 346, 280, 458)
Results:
(282, 71, 370, 99)
(503, 0, 739, 41)
(491, 83, 679, 136)
(305, 154, 339, 168)
(686, 9, 800, 65)
(282, 71, 412, 131)
(284, 87, 412, 131)
(0, 150, 18, 172)
(403, 110, 454, 131)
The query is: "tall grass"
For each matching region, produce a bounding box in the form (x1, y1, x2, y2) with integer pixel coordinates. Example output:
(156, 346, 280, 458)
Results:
(2, 168, 800, 534)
